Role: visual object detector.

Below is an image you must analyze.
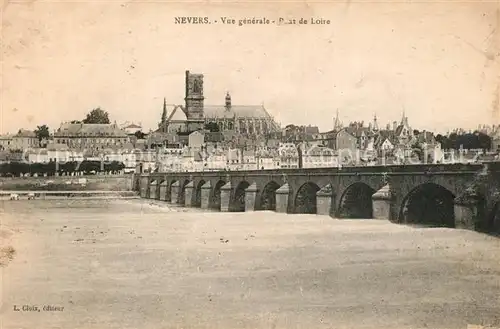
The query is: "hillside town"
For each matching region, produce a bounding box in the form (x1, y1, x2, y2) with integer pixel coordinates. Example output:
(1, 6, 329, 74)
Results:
(0, 71, 499, 176)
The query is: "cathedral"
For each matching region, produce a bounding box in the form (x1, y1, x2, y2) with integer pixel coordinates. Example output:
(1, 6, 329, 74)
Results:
(157, 71, 281, 137)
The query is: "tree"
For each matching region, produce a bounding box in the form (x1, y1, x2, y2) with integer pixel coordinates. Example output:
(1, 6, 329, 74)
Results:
(204, 122, 220, 132)
(134, 130, 146, 139)
(34, 125, 50, 147)
(476, 132, 492, 151)
(448, 132, 458, 150)
(83, 107, 110, 124)
(410, 141, 425, 162)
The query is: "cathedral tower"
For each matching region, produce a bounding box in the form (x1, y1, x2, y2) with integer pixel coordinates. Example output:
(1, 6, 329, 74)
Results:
(184, 70, 205, 131)
(225, 92, 232, 111)
(185, 70, 205, 119)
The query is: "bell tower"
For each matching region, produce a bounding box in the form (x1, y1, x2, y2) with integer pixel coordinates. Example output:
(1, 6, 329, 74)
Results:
(225, 92, 232, 111)
(184, 70, 205, 131)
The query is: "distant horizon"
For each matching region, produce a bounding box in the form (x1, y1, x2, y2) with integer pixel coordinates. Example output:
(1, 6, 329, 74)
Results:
(2, 1, 499, 135)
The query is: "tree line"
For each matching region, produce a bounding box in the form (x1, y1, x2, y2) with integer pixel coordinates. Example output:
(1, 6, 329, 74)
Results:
(435, 132, 492, 151)
(0, 160, 125, 177)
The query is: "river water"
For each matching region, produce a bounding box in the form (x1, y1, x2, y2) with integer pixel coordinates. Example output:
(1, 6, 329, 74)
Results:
(1, 199, 499, 329)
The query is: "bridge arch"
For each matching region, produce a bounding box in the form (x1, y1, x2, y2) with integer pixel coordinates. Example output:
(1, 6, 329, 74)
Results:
(211, 180, 226, 210)
(259, 181, 280, 211)
(338, 183, 376, 219)
(178, 179, 190, 205)
(399, 183, 456, 227)
(294, 182, 320, 214)
(231, 181, 250, 212)
(192, 180, 206, 207)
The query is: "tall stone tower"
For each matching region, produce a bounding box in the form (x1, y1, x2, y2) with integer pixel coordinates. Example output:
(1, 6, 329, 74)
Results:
(225, 92, 232, 111)
(184, 70, 205, 131)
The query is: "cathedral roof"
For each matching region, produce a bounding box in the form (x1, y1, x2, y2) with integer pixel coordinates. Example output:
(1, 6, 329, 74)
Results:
(167, 105, 187, 122)
(203, 105, 273, 120)
(123, 123, 141, 129)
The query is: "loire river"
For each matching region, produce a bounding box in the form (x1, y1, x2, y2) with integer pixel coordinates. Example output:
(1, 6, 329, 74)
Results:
(1, 199, 499, 329)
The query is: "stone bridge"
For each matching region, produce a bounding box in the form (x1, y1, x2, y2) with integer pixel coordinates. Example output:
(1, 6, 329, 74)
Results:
(135, 163, 500, 233)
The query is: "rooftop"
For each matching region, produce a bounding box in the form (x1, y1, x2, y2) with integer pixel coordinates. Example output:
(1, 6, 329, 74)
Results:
(55, 123, 127, 137)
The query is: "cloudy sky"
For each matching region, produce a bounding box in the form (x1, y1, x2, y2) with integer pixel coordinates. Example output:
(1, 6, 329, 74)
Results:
(1, 0, 499, 134)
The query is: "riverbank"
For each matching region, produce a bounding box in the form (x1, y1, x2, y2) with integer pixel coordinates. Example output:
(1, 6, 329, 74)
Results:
(0, 191, 138, 200)
(0, 221, 17, 267)
(2, 199, 500, 329)
(0, 174, 133, 191)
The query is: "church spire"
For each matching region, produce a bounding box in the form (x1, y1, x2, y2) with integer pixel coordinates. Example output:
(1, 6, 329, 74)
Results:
(161, 97, 167, 123)
(373, 113, 379, 131)
(333, 109, 342, 130)
(401, 108, 408, 126)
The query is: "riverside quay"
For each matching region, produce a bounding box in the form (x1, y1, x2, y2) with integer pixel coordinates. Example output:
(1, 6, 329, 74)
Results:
(135, 163, 500, 233)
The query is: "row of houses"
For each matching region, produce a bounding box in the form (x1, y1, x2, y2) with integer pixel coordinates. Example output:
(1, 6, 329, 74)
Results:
(0, 129, 39, 150)
(0, 122, 139, 152)
(1, 114, 496, 174)
(152, 141, 452, 173)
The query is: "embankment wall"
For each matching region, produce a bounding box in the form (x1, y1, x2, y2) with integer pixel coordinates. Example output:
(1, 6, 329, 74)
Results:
(0, 175, 133, 191)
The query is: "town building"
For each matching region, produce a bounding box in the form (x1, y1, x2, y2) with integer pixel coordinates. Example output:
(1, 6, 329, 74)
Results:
(301, 144, 338, 168)
(158, 147, 183, 172)
(335, 129, 358, 152)
(256, 147, 279, 170)
(53, 122, 130, 151)
(241, 150, 257, 170)
(0, 134, 13, 150)
(205, 148, 227, 171)
(11, 129, 38, 150)
(120, 122, 143, 135)
(394, 112, 413, 146)
(188, 130, 204, 149)
(27, 143, 84, 163)
(278, 143, 299, 169)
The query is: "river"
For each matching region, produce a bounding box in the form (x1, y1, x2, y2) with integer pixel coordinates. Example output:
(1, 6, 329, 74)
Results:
(1, 199, 499, 329)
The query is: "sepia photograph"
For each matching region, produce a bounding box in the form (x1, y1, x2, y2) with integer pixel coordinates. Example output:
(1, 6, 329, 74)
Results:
(1, 1, 500, 328)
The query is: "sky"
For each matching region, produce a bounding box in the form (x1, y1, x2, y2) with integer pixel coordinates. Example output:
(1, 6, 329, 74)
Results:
(1, 0, 499, 135)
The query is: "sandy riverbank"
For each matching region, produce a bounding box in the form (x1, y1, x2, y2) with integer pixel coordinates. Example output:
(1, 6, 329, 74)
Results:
(1, 199, 500, 329)
(0, 226, 16, 267)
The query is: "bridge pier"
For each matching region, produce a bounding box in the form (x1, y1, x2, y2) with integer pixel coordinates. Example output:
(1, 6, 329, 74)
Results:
(139, 177, 148, 198)
(171, 181, 180, 204)
(200, 181, 211, 209)
(159, 181, 168, 201)
(372, 184, 392, 220)
(316, 184, 334, 216)
(245, 183, 258, 212)
(454, 196, 481, 230)
(220, 182, 232, 212)
(184, 181, 194, 207)
(275, 183, 291, 213)
(149, 180, 157, 200)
